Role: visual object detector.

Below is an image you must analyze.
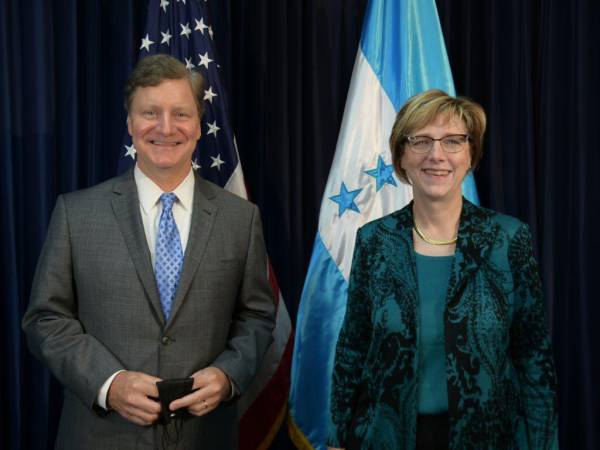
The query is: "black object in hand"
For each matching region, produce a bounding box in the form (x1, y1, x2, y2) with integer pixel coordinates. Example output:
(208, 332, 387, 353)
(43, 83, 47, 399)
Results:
(156, 377, 195, 424)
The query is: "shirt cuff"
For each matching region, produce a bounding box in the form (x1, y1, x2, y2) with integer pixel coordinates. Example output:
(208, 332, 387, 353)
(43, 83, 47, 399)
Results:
(97, 370, 125, 410)
(226, 375, 238, 401)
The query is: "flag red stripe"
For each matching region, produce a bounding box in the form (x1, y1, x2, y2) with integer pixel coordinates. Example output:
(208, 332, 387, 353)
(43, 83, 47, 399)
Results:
(239, 331, 293, 450)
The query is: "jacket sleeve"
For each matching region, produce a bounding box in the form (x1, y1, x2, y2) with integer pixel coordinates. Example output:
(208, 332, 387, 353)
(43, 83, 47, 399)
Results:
(21, 195, 124, 412)
(508, 223, 559, 450)
(210, 204, 275, 393)
(327, 229, 372, 448)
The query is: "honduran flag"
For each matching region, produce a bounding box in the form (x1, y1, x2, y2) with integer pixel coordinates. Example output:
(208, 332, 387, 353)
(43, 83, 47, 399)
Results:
(288, 0, 478, 448)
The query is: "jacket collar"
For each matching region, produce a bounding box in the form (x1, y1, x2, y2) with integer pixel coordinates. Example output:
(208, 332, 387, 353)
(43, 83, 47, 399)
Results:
(393, 198, 496, 303)
(111, 170, 164, 323)
(110, 169, 218, 328)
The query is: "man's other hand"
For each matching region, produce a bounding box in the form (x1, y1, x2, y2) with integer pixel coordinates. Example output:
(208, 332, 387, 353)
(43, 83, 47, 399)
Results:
(169, 366, 231, 416)
(107, 371, 162, 426)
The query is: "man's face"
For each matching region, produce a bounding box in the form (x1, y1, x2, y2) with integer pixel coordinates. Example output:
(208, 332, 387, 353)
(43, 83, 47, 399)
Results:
(127, 78, 201, 179)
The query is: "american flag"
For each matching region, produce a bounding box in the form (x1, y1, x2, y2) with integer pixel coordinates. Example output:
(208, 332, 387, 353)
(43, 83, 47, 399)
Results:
(119, 1, 293, 448)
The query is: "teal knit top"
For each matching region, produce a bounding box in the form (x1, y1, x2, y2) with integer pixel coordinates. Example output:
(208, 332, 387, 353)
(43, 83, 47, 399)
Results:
(415, 252, 453, 414)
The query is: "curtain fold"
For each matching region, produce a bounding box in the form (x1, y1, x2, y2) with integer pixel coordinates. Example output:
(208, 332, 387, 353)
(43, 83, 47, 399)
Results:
(536, 2, 600, 449)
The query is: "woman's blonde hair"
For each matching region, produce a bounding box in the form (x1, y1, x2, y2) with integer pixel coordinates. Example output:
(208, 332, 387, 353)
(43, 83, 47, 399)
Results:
(389, 89, 486, 184)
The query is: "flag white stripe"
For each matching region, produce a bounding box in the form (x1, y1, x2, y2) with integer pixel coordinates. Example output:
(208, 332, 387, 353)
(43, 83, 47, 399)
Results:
(320, 49, 412, 281)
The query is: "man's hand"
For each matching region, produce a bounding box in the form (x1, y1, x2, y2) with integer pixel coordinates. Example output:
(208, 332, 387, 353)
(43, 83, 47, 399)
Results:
(107, 371, 162, 426)
(169, 367, 231, 416)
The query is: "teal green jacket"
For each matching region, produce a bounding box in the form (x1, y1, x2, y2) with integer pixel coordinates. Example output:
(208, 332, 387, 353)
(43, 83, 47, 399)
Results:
(328, 200, 558, 450)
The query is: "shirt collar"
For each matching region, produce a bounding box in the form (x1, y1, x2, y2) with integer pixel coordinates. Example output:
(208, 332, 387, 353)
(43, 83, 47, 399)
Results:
(134, 165, 195, 213)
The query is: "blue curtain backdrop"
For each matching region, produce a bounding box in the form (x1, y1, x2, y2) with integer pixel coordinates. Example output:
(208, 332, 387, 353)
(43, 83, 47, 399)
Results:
(2, 1, 598, 449)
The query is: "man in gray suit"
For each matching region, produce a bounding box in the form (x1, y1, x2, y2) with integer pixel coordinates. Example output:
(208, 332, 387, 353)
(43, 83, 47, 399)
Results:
(22, 54, 275, 449)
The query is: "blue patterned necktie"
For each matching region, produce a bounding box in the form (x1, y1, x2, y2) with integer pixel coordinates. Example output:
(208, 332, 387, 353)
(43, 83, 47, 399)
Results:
(155, 193, 183, 321)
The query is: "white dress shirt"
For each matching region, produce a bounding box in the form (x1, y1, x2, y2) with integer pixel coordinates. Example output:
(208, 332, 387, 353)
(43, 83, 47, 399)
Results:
(135, 164, 195, 263)
(96, 165, 195, 410)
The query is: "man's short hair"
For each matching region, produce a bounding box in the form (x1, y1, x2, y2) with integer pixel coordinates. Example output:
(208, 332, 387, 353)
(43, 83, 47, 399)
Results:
(124, 54, 205, 118)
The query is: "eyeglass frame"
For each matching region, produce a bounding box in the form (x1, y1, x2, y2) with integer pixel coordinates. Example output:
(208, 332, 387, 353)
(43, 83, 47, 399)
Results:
(404, 134, 471, 154)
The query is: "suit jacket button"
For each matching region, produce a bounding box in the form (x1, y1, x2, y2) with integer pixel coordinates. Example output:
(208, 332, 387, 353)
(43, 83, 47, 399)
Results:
(161, 336, 170, 346)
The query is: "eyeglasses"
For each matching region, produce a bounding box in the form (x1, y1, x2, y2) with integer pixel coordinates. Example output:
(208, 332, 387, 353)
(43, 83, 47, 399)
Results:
(405, 134, 470, 154)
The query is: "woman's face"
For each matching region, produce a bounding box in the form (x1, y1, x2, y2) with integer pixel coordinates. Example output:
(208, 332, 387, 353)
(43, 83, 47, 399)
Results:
(400, 113, 472, 204)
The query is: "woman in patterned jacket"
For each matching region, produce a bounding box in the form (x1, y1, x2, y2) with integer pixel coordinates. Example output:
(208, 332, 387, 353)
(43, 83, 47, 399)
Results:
(328, 89, 558, 450)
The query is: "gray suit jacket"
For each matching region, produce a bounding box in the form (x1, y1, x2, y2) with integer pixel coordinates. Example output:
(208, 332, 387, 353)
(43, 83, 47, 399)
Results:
(22, 170, 275, 449)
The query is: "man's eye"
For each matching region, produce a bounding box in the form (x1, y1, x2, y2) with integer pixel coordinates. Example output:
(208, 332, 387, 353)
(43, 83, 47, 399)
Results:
(142, 110, 156, 118)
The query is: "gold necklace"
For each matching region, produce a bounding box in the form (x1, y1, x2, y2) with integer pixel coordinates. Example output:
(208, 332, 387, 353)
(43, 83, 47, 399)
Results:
(413, 220, 457, 245)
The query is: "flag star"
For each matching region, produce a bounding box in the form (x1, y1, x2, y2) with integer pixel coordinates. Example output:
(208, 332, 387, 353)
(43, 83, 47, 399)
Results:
(364, 156, 397, 191)
(329, 182, 362, 216)
(185, 57, 195, 70)
(210, 154, 225, 170)
(160, 29, 172, 45)
(192, 159, 201, 170)
(208, 26, 214, 40)
(124, 144, 137, 159)
(194, 18, 208, 34)
(176, 0, 186, 3)
(203, 86, 217, 103)
(159, 0, 169, 12)
(180, 22, 192, 39)
(198, 51, 213, 69)
(140, 34, 154, 52)
(207, 120, 220, 137)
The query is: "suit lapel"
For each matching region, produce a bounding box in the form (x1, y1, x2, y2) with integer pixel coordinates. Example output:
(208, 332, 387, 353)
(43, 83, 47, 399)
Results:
(446, 199, 496, 305)
(393, 204, 420, 297)
(398, 199, 496, 306)
(111, 170, 164, 324)
(166, 173, 217, 328)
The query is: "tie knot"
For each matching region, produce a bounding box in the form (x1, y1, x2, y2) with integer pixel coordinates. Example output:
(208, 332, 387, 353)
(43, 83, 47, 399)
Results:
(160, 192, 177, 212)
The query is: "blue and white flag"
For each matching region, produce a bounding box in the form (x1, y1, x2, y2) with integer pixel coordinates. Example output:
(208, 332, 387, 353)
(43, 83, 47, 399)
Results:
(288, 0, 478, 448)
(119, 2, 292, 448)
